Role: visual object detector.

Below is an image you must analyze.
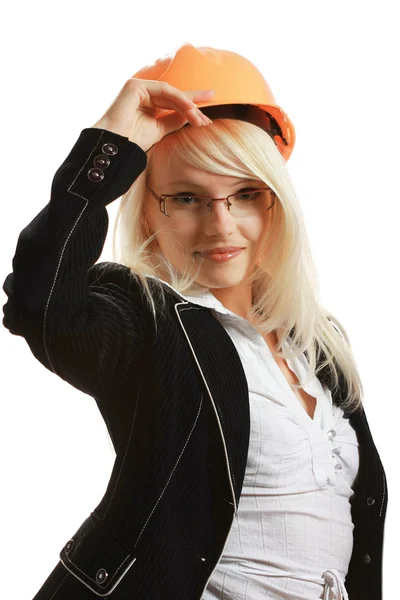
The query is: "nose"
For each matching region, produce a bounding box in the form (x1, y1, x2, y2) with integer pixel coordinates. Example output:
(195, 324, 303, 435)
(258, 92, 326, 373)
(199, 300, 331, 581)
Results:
(202, 198, 236, 236)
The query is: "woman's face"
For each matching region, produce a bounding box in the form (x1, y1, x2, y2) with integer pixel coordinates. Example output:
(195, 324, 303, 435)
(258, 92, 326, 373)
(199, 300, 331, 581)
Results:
(144, 144, 272, 291)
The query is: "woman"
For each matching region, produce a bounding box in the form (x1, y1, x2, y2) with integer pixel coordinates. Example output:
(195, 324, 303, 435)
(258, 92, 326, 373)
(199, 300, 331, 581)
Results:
(2, 43, 387, 600)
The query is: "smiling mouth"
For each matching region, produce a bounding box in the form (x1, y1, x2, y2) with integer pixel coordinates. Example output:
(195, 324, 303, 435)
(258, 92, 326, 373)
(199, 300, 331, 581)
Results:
(193, 249, 243, 261)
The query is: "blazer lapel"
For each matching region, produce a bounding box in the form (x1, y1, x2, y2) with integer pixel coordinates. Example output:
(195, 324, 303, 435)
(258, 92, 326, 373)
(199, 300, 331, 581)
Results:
(169, 291, 382, 530)
(174, 300, 250, 511)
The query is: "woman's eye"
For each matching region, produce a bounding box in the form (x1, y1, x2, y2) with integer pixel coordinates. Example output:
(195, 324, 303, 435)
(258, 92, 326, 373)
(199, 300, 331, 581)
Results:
(171, 195, 199, 205)
(235, 188, 262, 200)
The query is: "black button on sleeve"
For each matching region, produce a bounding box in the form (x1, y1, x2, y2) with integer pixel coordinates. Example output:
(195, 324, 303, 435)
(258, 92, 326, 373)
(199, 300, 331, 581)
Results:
(102, 142, 118, 155)
(87, 167, 104, 182)
(93, 154, 111, 169)
(60, 128, 147, 205)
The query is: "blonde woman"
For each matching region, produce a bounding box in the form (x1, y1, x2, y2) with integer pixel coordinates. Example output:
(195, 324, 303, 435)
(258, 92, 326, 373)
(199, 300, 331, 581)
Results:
(2, 43, 387, 600)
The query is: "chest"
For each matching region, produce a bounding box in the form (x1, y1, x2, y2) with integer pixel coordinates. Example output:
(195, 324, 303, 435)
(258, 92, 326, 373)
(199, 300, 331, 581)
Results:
(265, 335, 317, 420)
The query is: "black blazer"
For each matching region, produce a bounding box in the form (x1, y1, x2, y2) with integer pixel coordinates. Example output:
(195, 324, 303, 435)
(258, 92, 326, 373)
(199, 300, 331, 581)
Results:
(2, 128, 388, 600)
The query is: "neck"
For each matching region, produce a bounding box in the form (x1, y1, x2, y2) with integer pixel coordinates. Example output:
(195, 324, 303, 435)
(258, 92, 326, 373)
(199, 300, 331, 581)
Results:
(209, 282, 253, 320)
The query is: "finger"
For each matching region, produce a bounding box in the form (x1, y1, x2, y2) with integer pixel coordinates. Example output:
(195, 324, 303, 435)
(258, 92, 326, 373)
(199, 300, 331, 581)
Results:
(139, 80, 215, 109)
(148, 91, 214, 112)
(158, 108, 212, 138)
(182, 89, 216, 104)
(143, 97, 211, 126)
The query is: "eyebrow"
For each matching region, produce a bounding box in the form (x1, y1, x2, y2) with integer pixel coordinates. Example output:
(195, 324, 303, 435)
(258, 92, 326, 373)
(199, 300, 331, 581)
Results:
(167, 178, 257, 188)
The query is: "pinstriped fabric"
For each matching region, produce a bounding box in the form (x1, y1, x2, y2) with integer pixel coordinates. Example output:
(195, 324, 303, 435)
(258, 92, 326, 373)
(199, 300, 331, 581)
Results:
(2, 129, 387, 600)
(175, 302, 250, 508)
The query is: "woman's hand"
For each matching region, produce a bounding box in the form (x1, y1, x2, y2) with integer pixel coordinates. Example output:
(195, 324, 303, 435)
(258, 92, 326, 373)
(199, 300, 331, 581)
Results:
(91, 78, 215, 152)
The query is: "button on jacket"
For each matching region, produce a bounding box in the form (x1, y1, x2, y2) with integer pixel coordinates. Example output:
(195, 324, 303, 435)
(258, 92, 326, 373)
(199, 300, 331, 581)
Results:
(2, 128, 388, 600)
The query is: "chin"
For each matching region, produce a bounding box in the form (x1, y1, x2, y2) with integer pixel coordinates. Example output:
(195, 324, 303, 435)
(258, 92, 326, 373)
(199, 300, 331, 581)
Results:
(195, 270, 248, 289)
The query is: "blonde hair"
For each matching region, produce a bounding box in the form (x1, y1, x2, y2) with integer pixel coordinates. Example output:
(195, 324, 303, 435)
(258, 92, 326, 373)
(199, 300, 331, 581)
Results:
(111, 119, 364, 415)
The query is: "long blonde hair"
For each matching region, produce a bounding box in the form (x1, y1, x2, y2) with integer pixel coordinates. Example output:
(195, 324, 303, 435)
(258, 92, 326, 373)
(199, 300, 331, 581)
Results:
(111, 119, 364, 415)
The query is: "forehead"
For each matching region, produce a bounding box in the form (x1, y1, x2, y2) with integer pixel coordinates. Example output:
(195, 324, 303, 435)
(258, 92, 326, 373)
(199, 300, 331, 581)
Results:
(150, 157, 252, 190)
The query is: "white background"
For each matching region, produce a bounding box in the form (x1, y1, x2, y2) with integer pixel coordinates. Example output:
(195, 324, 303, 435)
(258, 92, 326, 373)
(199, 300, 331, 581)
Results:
(1, 1, 398, 597)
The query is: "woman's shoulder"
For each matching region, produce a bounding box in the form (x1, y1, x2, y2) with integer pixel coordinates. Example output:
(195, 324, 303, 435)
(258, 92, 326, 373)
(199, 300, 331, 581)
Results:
(87, 261, 144, 305)
(87, 262, 190, 314)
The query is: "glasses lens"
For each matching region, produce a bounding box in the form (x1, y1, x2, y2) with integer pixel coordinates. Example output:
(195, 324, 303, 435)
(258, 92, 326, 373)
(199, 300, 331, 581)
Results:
(229, 189, 275, 216)
(165, 195, 209, 219)
(165, 189, 274, 219)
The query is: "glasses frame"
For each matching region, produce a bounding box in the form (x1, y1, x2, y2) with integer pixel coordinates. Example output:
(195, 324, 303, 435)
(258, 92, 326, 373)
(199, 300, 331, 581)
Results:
(146, 185, 276, 218)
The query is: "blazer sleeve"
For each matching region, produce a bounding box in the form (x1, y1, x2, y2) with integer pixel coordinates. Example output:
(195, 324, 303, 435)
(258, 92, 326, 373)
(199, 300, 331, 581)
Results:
(2, 127, 149, 399)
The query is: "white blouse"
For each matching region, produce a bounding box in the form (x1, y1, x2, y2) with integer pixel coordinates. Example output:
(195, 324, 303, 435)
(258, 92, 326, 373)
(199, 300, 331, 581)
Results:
(156, 279, 360, 600)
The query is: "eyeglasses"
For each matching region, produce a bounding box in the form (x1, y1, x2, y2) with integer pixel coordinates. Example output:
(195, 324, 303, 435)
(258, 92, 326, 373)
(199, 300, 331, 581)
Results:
(146, 186, 276, 220)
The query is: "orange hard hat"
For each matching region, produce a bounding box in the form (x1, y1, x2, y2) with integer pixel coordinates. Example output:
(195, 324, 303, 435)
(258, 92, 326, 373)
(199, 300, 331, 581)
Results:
(133, 42, 296, 162)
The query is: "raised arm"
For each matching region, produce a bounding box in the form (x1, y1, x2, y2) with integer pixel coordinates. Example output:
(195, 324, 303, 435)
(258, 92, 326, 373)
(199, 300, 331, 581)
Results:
(2, 78, 215, 402)
(2, 127, 148, 399)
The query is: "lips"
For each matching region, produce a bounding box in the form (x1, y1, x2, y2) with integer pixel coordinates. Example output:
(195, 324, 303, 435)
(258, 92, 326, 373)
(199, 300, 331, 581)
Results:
(201, 247, 243, 255)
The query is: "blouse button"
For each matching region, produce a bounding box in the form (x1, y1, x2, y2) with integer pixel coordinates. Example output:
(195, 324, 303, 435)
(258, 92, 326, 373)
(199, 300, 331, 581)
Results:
(93, 154, 111, 169)
(334, 463, 342, 471)
(332, 447, 341, 456)
(367, 496, 376, 506)
(327, 429, 336, 440)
